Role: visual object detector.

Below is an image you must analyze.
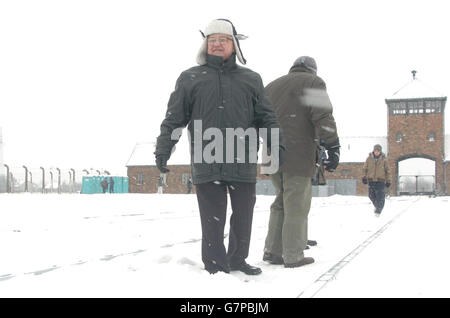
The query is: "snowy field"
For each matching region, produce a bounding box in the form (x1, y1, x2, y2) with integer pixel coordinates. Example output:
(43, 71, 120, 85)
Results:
(0, 193, 449, 298)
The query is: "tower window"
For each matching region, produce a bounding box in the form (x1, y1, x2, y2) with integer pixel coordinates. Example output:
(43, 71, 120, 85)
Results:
(408, 101, 424, 114)
(425, 100, 442, 113)
(390, 102, 407, 115)
(396, 133, 403, 142)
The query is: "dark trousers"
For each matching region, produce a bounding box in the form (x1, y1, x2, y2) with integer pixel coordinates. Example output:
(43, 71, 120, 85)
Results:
(369, 181, 386, 213)
(195, 181, 256, 273)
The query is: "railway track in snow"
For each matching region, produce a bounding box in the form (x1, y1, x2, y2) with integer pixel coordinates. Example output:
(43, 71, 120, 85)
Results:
(297, 197, 421, 298)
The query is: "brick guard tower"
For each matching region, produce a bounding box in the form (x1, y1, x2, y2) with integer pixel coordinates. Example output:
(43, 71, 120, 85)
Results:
(385, 71, 447, 195)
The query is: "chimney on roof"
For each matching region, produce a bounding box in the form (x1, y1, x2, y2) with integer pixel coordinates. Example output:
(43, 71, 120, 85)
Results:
(411, 70, 417, 80)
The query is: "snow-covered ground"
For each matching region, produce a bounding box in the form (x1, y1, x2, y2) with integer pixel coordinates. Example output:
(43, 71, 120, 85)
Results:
(0, 193, 449, 298)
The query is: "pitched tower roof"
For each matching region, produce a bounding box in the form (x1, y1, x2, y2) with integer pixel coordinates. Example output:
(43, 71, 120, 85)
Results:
(388, 70, 444, 100)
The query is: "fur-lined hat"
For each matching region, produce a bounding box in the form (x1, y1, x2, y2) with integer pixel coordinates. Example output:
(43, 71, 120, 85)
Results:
(196, 19, 247, 65)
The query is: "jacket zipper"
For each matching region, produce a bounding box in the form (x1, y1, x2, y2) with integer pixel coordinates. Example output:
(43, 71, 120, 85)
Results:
(217, 67, 224, 127)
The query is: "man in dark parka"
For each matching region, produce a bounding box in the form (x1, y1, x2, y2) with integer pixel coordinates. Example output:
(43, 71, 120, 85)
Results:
(155, 19, 282, 275)
(263, 56, 340, 268)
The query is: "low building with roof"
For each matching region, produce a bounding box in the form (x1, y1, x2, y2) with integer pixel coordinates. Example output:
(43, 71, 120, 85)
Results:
(126, 134, 196, 194)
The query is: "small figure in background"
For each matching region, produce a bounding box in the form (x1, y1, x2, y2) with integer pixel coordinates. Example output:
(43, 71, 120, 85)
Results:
(109, 177, 115, 193)
(100, 178, 108, 194)
(362, 144, 392, 217)
(187, 177, 193, 194)
(157, 176, 164, 194)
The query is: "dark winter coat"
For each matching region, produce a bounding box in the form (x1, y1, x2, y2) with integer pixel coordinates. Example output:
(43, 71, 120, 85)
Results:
(363, 152, 392, 183)
(100, 179, 108, 189)
(155, 54, 281, 184)
(265, 65, 339, 177)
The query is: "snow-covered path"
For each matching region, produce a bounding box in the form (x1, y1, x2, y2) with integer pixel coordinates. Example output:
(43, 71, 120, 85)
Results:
(315, 196, 450, 297)
(0, 193, 448, 297)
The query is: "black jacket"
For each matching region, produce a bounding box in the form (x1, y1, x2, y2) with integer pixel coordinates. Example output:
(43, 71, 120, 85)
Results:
(155, 54, 281, 184)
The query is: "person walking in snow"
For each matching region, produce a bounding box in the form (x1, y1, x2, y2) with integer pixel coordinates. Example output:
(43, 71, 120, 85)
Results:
(263, 56, 340, 268)
(362, 144, 392, 216)
(155, 19, 282, 275)
(186, 177, 193, 194)
(108, 177, 114, 193)
(100, 178, 108, 194)
(157, 176, 164, 194)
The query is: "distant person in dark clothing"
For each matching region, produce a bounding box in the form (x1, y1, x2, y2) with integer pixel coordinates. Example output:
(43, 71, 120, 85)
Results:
(157, 176, 164, 194)
(100, 178, 108, 193)
(109, 177, 115, 193)
(187, 177, 193, 194)
(362, 144, 392, 217)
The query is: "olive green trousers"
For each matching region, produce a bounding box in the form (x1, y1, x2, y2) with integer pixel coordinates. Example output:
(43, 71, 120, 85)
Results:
(264, 172, 312, 264)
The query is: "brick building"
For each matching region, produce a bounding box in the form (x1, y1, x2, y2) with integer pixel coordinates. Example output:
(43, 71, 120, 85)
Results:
(126, 139, 195, 194)
(326, 72, 449, 196)
(127, 72, 449, 196)
(385, 71, 448, 195)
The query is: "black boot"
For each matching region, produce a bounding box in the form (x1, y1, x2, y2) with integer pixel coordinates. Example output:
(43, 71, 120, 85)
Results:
(230, 262, 262, 275)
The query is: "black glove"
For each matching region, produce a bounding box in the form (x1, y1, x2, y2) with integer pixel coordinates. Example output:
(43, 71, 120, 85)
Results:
(324, 145, 340, 172)
(385, 182, 391, 188)
(362, 177, 368, 184)
(155, 155, 170, 173)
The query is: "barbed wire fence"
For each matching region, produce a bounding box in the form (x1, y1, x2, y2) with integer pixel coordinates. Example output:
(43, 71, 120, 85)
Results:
(0, 164, 112, 194)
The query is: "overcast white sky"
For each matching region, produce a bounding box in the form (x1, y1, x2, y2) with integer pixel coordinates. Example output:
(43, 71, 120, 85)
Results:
(1, 0, 449, 174)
